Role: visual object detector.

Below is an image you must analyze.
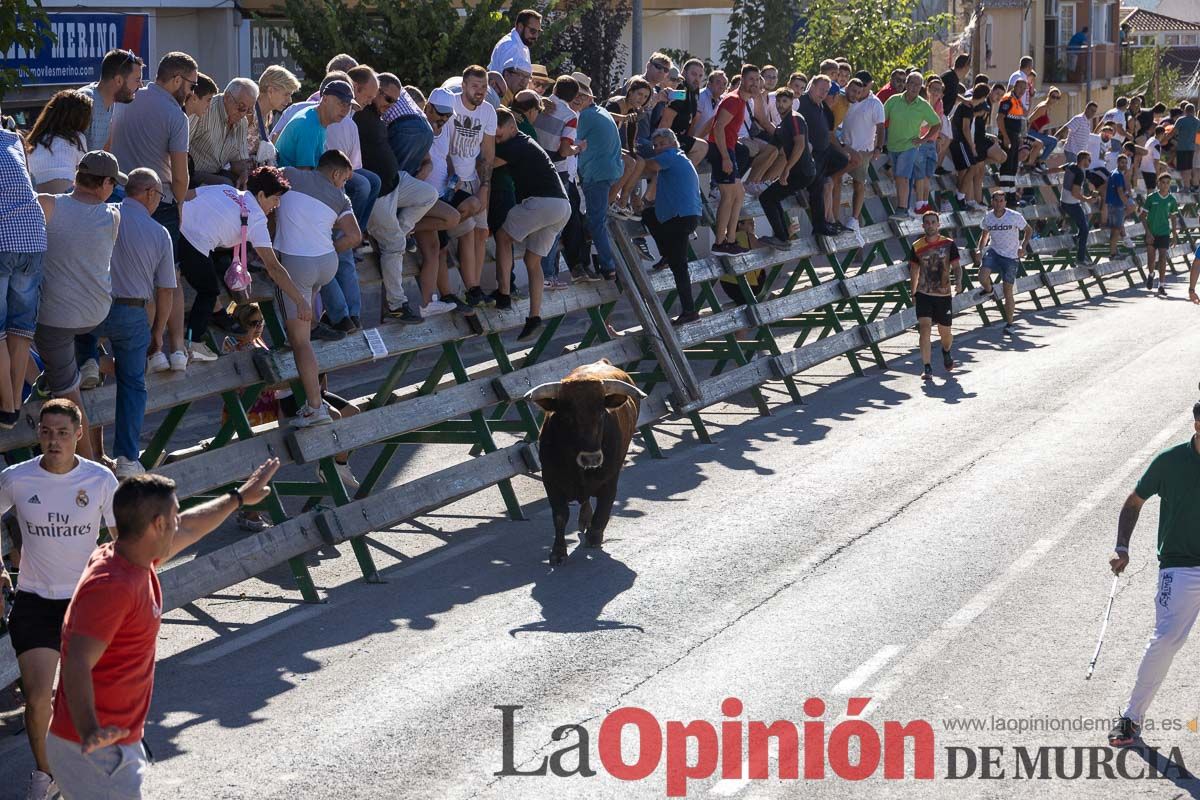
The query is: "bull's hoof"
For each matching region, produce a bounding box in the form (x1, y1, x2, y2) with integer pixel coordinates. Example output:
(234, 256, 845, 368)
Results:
(584, 532, 603, 549)
(549, 548, 568, 565)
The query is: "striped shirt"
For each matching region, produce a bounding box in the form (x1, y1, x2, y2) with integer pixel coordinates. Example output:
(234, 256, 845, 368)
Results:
(0, 131, 48, 253)
(189, 94, 250, 174)
(381, 87, 424, 124)
(79, 84, 115, 151)
(1064, 113, 1093, 155)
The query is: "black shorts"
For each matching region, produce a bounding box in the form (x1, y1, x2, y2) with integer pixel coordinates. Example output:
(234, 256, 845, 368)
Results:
(679, 133, 699, 154)
(1086, 168, 1109, 189)
(915, 292, 953, 327)
(1142, 171, 1157, 192)
(950, 140, 973, 172)
(1151, 234, 1171, 248)
(706, 144, 740, 184)
(7, 591, 69, 655)
(488, 181, 517, 234)
(1178, 150, 1195, 171)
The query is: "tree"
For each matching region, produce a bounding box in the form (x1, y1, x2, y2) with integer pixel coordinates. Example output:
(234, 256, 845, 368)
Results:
(0, 0, 55, 100)
(1117, 45, 1183, 107)
(792, 0, 950, 79)
(720, 0, 800, 74)
(556, 0, 631, 99)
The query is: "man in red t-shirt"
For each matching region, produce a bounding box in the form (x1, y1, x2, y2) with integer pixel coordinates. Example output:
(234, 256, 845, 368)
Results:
(875, 68, 907, 105)
(44, 459, 280, 799)
(705, 63, 759, 254)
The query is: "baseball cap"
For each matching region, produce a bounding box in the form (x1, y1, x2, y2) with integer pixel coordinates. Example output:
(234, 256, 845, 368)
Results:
(427, 87, 456, 116)
(570, 72, 594, 97)
(77, 150, 127, 186)
(503, 54, 533, 76)
(321, 79, 354, 104)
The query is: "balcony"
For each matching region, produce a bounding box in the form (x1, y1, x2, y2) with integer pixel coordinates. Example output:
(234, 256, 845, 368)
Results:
(1041, 43, 1133, 85)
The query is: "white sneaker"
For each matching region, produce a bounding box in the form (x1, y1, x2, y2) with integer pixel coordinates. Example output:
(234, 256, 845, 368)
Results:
(955, 191, 966, 202)
(169, 350, 188, 371)
(80, 358, 101, 390)
(844, 217, 860, 231)
(291, 401, 331, 428)
(114, 456, 146, 480)
(1122, 237, 1135, 248)
(335, 462, 360, 492)
(420, 299, 456, 317)
(189, 342, 219, 363)
(147, 351, 170, 373)
(25, 770, 55, 800)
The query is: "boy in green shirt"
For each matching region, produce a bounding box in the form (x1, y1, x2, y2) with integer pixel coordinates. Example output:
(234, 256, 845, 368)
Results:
(1139, 173, 1179, 296)
(1108, 400, 1200, 746)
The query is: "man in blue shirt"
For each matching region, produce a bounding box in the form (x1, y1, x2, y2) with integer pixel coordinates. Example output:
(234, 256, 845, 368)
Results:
(640, 128, 702, 324)
(275, 80, 354, 168)
(574, 73, 623, 279)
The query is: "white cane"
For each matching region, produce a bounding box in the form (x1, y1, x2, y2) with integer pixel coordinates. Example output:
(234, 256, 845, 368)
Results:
(1086, 575, 1120, 680)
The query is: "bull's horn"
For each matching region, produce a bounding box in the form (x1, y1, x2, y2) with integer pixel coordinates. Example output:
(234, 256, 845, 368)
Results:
(524, 382, 563, 402)
(600, 379, 647, 399)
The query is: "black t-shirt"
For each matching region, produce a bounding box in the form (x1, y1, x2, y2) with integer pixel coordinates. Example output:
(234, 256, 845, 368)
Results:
(1136, 110, 1154, 137)
(796, 94, 831, 155)
(951, 102, 974, 144)
(667, 87, 698, 137)
(941, 70, 963, 116)
(1062, 163, 1085, 200)
(973, 101, 992, 148)
(355, 109, 400, 195)
(772, 111, 808, 157)
(605, 98, 643, 151)
(494, 132, 567, 201)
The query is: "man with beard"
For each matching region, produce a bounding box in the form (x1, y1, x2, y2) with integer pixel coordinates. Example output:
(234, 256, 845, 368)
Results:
(78, 48, 144, 154)
(658, 58, 709, 167)
(111, 52, 197, 258)
(488, 9, 541, 72)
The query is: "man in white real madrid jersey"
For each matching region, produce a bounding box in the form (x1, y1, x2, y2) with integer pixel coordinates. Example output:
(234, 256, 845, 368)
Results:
(0, 398, 118, 800)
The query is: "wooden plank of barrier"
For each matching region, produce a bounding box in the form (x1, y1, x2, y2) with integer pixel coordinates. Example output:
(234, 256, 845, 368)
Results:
(841, 264, 910, 297)
(862, 308, 919, 344)
(677, 357, 777, 415)
(770, 327, 868, 378)
(159, 443, 535, 612)
(1044, 266, 1093, 288)
(491, 336, 645, 401)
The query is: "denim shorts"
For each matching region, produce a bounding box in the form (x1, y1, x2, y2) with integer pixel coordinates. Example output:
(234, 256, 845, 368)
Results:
(981, 250, 1020, 284)
(919, 142, 939, 180)
(0, 251, 43, 340)
(1106, 205, 1126, 230)
(891, 147, 921, 180)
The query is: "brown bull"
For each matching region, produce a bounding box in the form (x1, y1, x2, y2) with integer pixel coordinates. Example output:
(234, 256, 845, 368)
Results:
(524, 359, 645, 564)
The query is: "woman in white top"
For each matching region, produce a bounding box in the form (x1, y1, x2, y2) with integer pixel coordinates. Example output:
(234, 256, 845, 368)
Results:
(24, 90, 92, 193)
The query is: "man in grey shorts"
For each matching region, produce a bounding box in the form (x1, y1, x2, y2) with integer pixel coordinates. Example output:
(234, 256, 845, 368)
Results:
(33, 151, 123, 461)
(492, 107, 570, 341)
(275, 151, 360, 338)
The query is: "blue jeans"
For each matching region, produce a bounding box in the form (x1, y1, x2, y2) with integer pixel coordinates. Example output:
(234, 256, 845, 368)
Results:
(75, 303, 151, 461)
(349, 168, 381, 233)
(0, 252, 43, 339)
(1027, 130, 1057, 161)
(581, 180, 617, 274)
(320, 246, 361, 324)
(387, 115, 435, 178)
(1060, 202, 1090, 263)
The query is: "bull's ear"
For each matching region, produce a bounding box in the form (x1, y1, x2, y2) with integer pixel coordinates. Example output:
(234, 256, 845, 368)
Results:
(598, 357, 613, 366)
(532, 397, 558, 413)
(604, 394, 629, 408)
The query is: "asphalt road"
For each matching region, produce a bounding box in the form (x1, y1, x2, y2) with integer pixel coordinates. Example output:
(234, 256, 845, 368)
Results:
(3, 283, 1200, 799)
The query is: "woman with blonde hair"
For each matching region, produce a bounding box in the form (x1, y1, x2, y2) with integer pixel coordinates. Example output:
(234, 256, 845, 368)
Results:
(25, 89, 92, 192)
(250, 65, 301, 164)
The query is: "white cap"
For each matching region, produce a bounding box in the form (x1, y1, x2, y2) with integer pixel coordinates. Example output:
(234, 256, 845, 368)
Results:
(503, 54, 533, 75)
(427, 87, 456, 114)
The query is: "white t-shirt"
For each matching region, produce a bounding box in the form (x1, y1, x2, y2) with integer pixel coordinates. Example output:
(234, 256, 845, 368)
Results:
(448, 94, 497, 183)
(1101, 108, 1126, 141)
(0, 456, 117, 599)
(695, 88, 721, 136)
(1085, 134, 1108, 168)
(1141, 137, 1160, 174)
(274, 167, 353, 257)
(324, 115, 362, 170)
(180, 185, 273, 255)
(981, 208, 1028, 259)
(842, 93, 886, 151)
(425, 121, 453, 193)
(1006, 70, 1032, 111)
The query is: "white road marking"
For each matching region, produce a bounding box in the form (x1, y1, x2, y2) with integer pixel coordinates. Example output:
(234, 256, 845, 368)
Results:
(182, 532, 503, 666)
(831, 645, 903, 695)
(849, 419, 1181, 721)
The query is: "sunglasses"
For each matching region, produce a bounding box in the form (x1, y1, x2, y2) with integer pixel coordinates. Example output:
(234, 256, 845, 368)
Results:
(380, 92, 400, 106)
(246, 318, 265, 327)
(650, 61, 669, 71)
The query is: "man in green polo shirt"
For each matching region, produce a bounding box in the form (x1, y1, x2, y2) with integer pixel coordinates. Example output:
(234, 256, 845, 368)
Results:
(1107, 400, 1200, 747)
(1140, 173, 1179, 296)
(883, 72, 940, 219)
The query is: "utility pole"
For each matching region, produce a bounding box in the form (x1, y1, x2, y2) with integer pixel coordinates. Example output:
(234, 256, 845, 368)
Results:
(1085, 0, 1093, 106)
(632, 0, 643, 76)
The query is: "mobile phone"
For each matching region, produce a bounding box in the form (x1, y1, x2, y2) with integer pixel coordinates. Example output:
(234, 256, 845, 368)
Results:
(668, 89, 687, 102)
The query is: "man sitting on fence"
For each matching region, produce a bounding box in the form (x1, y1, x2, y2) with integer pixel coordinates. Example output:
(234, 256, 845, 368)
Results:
(908, 210, 962, 379)
(758, 87, 816, 249)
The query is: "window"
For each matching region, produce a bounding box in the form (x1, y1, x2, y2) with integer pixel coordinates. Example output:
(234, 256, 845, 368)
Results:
(1184, 34, 1199, 46)
(1164, 33, 1181, 46)
(1060, 3, 1076, 46)
(1092, 2, 1112, 43)
(1137, 35, 1156, 47)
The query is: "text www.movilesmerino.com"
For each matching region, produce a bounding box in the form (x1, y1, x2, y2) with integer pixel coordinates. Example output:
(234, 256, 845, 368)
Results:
(941, 715, 1197, 735)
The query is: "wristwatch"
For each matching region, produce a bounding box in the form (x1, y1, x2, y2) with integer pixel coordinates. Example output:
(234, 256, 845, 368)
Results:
(228, 488, 245, 509)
